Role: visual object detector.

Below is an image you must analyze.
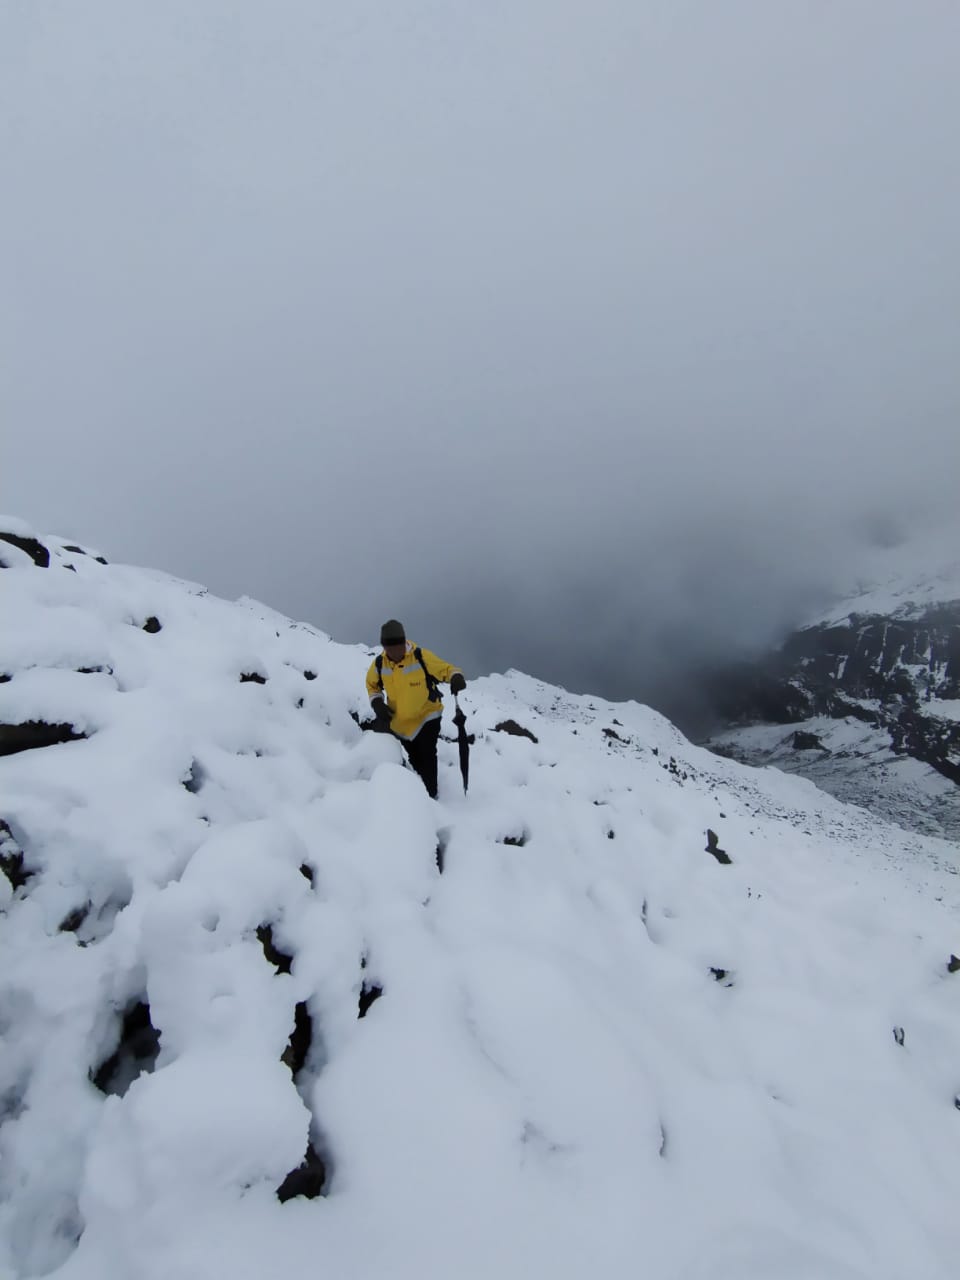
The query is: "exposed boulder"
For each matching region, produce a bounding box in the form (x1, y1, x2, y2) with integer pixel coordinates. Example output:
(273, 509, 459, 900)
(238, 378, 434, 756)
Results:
(358, 982, 383, 1019)
(58, 902, 92, 935)
(705, 829, 732, 865)
(257, 924, 293, 975)
(0, 721, 88, 757)
(493, 719, 538, 743)
(1, 821, 33, 892)
(276, 1144, 326, 1202)
(91, 1001, 161, 1097)
(0, 531, 50, 568)
(281, 1002, 313, 1077)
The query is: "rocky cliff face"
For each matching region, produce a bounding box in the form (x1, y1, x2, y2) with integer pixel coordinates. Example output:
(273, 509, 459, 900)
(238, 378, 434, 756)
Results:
(704, 574, 960, 840)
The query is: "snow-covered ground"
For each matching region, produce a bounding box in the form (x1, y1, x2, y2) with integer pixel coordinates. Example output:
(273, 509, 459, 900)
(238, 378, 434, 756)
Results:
(2, 520, 960, 1280)
(708, 714, 960, 842)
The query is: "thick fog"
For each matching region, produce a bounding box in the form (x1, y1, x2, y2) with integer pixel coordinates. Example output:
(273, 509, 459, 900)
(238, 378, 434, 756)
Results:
(5, 1, 959, 729)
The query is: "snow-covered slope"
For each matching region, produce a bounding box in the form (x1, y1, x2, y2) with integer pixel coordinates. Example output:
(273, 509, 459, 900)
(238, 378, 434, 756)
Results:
(705, 538, 960, 840)
(812, 534, 960, 627)
(2, 519, 960, 1280)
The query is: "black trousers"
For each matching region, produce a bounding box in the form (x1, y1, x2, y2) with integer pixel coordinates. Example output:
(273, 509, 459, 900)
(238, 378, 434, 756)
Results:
(401, 717, 441, 799)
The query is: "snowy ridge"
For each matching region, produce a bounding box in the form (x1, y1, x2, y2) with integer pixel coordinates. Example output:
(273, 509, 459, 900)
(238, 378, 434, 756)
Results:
(2, 521, 960, 1280)
(810, 532, 960, 628)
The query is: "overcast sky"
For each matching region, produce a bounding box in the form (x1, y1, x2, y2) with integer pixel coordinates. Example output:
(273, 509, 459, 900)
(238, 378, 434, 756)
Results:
(4, 1, 959, 728)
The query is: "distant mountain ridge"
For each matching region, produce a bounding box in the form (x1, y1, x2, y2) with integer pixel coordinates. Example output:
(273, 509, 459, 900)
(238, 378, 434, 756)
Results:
(705, 543, 960, 839)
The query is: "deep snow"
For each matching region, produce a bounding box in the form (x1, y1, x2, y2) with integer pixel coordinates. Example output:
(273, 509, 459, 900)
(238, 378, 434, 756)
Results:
(1, 519, 959, 1280)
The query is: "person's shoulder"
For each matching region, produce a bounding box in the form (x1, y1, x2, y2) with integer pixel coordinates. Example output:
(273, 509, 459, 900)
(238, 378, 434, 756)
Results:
(421, 646, 457, 669)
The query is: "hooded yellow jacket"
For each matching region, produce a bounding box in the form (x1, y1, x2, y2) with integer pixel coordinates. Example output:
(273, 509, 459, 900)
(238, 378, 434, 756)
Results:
(365, 643, 461, 741)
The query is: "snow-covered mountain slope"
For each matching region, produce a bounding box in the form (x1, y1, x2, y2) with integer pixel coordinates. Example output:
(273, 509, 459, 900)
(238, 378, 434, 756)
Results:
(705, 542, 960, 840)
(2, 518, 960, 1280)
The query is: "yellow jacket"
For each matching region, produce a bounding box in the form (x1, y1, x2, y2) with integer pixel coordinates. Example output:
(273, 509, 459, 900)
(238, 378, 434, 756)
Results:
(365, 643, 461, 741)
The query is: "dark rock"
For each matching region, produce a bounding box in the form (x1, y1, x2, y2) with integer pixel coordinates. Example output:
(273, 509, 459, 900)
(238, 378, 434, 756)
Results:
(792, 730, 827, 752)
(257, 924, 293, 975)
(240, 672, 267, 684)
(299, 863, 315, 886)
(705, 829, 732, 865)
(59, 903, 92, 934)
(95, 556, 108, 565)
(182, 761, 205, 794)
(62, 545, 87, 555)
(64, 564, 77, 572)
(0, 531, 50, 567)
(501, 832, 528, 847)
(0, 721, 88, 757)
(142, 616, 162, 634)
(947, 955, 960, 974)
(1, 821, 33, 891)
(358, 982, 383, 1019)
(710, 968, 733, 985)
(60, 892, 131, 947)
(893, 1026, 905, 1047)
(603, 727, 628, 743)
(0, 674, 10, 684)
(91, 1001, 161, 1096)
(303, 671, 317, 681)
(276, 1144, 327, 1202)
(281, 1002, 312, 1077)
(493, 719, 538, 743)
(889, 707, 960, 786)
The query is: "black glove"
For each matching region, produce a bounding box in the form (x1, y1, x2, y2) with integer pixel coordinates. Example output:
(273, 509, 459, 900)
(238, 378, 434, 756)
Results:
(371, 698, 393, 732)
(450, 672, 466, 695)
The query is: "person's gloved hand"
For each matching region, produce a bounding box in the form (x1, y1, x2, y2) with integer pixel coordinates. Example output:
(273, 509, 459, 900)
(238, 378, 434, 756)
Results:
(371, 698, 393, 732)
(450, 672, 466, 695)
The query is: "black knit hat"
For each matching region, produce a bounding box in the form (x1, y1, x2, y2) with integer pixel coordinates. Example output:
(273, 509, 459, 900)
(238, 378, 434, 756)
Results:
(380, 619, 406, 646)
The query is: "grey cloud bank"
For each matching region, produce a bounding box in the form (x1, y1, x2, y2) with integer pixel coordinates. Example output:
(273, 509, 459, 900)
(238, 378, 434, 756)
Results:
(5, 1, 959, 728)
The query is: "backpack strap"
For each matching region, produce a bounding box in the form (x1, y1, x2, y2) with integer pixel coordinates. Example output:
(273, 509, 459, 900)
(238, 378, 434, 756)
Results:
(374, 653, 384, 692)
(415, 647, 442, 703)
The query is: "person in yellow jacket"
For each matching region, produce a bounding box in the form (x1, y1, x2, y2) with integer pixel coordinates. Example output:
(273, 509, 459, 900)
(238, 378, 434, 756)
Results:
(365, 619, 466, 799)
